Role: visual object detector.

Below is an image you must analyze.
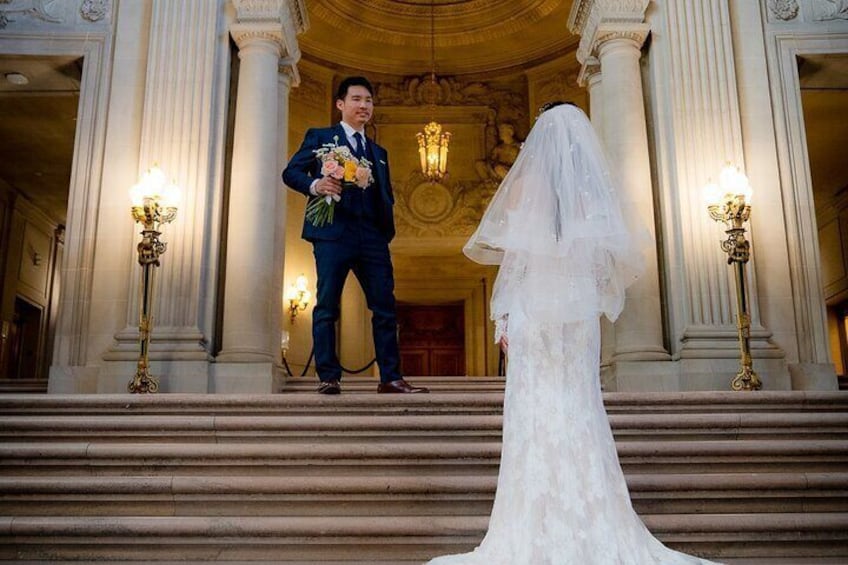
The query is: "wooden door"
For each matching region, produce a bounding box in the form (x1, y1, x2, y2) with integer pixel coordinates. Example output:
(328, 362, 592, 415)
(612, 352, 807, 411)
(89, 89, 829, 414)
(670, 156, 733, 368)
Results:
(397, 303, 465, 376)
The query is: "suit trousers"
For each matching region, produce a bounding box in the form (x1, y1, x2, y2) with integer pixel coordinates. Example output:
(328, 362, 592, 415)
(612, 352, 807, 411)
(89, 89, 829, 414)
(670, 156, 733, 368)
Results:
(311, 218, 401, 384)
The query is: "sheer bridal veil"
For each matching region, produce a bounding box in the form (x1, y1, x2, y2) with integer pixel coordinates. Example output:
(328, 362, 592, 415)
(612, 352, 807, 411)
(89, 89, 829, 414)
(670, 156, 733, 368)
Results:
(463, 103, 646, 325)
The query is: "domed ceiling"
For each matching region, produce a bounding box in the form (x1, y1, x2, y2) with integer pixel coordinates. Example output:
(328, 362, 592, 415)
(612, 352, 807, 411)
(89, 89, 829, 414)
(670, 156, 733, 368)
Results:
(299, 0, 578, 76)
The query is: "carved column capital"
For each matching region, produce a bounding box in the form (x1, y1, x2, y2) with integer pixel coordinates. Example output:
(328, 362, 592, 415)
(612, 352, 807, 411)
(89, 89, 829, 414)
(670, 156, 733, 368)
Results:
(576, 56, 601, 88)
(229, 0, 309, 69)
(568, 0, 651, 69)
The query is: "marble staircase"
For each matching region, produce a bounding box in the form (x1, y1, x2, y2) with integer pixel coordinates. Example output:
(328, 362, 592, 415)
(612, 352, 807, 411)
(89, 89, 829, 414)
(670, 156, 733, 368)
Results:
(0, 379, 846, 563)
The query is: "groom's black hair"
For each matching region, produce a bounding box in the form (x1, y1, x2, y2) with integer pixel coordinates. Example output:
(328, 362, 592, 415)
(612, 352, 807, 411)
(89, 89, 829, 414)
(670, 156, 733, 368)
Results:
(336, 76, 374, 101)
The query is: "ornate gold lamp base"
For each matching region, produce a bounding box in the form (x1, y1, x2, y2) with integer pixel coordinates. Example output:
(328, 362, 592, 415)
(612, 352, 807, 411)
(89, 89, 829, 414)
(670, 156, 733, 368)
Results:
(731, 364, 762, 392)
(128, 363, 159, 394)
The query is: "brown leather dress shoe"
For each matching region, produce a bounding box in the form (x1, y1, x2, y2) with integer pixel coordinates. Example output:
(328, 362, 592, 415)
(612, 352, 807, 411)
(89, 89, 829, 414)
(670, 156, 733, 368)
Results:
(377, 379, 429, 394)
(317, 379, 341, 395)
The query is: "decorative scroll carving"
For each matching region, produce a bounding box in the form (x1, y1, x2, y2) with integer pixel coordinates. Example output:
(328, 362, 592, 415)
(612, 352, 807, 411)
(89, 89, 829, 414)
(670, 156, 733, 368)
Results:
(0, 0, 62, 29)
(810, 0, 848, 21)
(767, 0, 800, 21)
(375, 75, 528, 135)
(79, 0, 108, 22)
(287, 0, 309, 33)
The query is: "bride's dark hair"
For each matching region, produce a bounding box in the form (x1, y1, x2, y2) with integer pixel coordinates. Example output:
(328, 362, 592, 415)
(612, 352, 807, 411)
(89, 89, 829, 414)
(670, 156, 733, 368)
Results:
(538, 100, 577, 115)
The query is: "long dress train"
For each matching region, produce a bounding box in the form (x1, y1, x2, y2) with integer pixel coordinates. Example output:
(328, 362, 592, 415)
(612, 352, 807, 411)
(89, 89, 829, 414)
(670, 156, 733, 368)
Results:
(426, 311, 721, 565)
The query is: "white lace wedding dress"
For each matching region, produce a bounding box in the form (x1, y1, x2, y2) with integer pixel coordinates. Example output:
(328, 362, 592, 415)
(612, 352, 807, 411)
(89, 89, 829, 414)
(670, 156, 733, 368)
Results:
(427, 104, 722, 565)
(425, 310, 720, 565)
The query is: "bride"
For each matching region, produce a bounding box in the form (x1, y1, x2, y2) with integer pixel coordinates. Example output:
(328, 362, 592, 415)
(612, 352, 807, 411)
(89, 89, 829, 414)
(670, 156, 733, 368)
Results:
(425, 103, 721, 565)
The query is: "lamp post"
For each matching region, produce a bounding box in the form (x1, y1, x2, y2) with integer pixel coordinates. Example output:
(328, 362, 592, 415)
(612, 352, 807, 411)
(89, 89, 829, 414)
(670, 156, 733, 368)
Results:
(704, 165, 762, 391)
(128, 165, 180, 394)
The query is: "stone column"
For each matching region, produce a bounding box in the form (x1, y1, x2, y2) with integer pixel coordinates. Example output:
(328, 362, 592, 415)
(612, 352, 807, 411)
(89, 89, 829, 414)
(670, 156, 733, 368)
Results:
(570, 1, 670, 381)
(597, 34, 668, 363)
(579, 59, 604, 134)
(214, 0, 307, 392)
(273, 70, 294, 386)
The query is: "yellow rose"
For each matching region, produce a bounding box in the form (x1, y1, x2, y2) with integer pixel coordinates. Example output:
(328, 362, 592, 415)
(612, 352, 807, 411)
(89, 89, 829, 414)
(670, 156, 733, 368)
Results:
(344, 160, 358, 182)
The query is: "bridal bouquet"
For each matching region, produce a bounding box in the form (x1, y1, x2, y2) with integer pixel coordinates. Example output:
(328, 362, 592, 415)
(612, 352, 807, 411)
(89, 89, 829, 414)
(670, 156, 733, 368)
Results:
(306, 136, 374, 227)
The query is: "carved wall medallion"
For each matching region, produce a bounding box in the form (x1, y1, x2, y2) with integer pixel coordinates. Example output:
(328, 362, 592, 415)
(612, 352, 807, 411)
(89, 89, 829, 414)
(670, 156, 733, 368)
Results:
(408, 181, 454, 223)
(395, 173, 496, 238)
(767, 0, 800, 21)
(80, 0, 108, 22)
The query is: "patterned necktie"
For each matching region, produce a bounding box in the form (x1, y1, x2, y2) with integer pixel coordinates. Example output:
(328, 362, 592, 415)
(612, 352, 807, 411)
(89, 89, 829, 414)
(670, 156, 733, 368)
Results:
(353, 132, 366, 159)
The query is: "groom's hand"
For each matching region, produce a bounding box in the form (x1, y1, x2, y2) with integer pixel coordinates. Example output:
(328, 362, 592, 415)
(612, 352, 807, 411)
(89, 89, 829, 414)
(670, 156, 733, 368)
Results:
(315, 176, 342, 197)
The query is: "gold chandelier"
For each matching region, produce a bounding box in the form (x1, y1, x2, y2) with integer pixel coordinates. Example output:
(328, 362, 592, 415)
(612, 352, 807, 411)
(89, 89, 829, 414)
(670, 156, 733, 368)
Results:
(416, 0, 450, 182)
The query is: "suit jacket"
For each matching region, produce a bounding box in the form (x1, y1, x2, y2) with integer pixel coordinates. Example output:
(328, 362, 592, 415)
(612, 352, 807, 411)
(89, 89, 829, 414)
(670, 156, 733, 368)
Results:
(282, 124, 396, 242)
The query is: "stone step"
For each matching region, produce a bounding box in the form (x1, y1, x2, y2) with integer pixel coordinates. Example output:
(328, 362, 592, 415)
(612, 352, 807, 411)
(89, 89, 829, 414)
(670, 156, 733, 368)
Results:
(0, 379, 47, 394)
(8, 557, 845, 565)
(2, 472, 846, 516)
(1, 440, 846, 475)
(1, 391, 847, 416)
(281, 376, 507, 394)
(1, 412, 845, 443)
(1, 514, 846, 561)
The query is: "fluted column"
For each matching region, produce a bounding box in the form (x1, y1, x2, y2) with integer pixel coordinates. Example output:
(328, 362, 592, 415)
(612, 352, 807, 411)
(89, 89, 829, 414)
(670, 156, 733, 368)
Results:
(218, 0, 305, 368)
(100, 0, 227, 392)
(646, 0, 786, 387)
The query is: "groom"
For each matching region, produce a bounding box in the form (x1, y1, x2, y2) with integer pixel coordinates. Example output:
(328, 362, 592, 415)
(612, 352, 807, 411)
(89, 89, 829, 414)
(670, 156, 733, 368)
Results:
(282, 76, 428, 395)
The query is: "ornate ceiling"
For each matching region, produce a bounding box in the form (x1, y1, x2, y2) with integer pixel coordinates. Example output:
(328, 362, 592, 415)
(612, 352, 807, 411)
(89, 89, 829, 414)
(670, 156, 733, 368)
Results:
(300, 0, 578, 76)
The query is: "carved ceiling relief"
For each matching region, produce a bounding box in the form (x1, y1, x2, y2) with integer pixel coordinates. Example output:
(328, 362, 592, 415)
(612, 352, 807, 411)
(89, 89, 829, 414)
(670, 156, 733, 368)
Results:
(810, 0, 848, 21)
(373, 75, 529, 238)
(0, 0, 62, 29)
(536, 70, 581, 109)
(290, 69, 328, 110)
(767, 0, 848, 22)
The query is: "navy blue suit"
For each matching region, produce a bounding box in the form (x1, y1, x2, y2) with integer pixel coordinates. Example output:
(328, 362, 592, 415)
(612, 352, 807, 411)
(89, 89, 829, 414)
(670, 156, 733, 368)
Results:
(282, 124, 401, 383)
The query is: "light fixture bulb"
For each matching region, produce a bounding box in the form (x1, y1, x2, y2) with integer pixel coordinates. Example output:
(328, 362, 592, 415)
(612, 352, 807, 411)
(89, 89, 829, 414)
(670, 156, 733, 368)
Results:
(703, 182, 722, 207)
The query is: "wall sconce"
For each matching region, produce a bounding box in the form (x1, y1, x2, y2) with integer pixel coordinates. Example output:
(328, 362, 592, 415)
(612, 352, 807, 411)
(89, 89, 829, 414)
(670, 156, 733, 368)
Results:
(285, 274, 312, 323)
(704, 164, 761, 391)
(127, 165, 180, 394)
